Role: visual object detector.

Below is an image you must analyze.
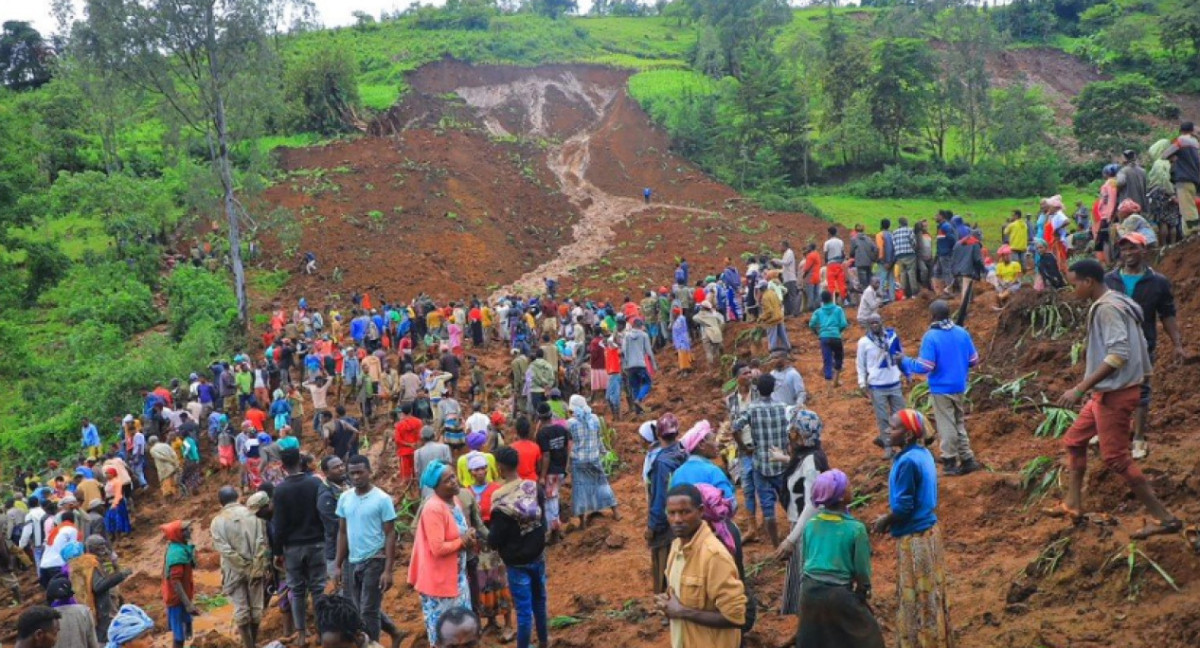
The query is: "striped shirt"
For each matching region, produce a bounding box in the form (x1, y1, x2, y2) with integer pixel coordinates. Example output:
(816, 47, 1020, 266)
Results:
(732, 397, 791, 477)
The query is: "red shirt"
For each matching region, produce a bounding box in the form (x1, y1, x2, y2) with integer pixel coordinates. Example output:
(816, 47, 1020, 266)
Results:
(244, 408, 266, 432)
(604, 346, 622, 375)
(469, 308, 482, 322)
(262, 332, 275, 347)
(398, 337, 412, 353)
(153, 387, 174, 408)
(394, 417, 422, 457)
(510, 439, 542, 481)
(622, 302, 640, 320)
(803, 251, 823, 285)
(163, 563, 194, 606)
(693, 288, 707, 304)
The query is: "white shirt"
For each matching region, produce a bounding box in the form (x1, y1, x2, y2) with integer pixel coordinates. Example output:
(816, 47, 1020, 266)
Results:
(780, 248, 797, 283)
(824, 238, 846, 262)
(40, 525, 78, 569)
(857, 286, 881, 323)
(857, 334, 903, 389)
(465, 412, 490, 434)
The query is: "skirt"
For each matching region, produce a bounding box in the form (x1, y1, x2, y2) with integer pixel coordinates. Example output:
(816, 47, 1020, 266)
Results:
(590, 368, 609, 391)
(781, 541, 804, 615)
(218, 445, 236, 468)
(676, 349, 693, 371)
(475, 548, 513, 619)
(182, 461, 202, 494)
(796, 578, 885, 648)
(105, 500, 132, 535)
(420, 569, 472, 645)
(896, 525, 954, 648)
(571, 459, 617, 516)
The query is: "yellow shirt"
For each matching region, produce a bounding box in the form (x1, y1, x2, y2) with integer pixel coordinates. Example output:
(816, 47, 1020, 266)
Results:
(996, 261, 1023, 284)
(665, 523, 746, 648)
(426, 311, 443, 330)
(1003, 219, 1029, 252)
(456, 453, 500, 488)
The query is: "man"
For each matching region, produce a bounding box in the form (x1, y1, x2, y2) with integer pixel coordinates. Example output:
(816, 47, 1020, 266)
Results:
(73, 471, 104, 509)
(857, 277, 882, 326)
(210, 487, 269, 648)
(510, 351, 531, 418)
(850, 224, 879, 299)
(621, 319, 658, 415)
(14, 606, 60, 648)
(535, 404, 570, 542)
(1003, 210, 1029, 268)
(325, 406, 360, 461)
(857, 314, 907, 458)
(876, 218, 896, 302)
(800, 243, 822, 313)
(313, 593, 383, 648)
(527, 349, 555, 416)
(758, 281, 789, 354)
(824, 226, 848, 305)
(1051, 259, 1181, 539)
(81, 418, 101, 460)
(950, 226, 984, 301)
(768, 352, 806, 407)
(18, 496, 47, 569)
(1117, 149, 1149, 216)
(645, 414, 687, 597)
(809, 290, 850, 390)
(333, 455, 399, 645)
(731, 375, 791, 546)
(933, 211, 956, 297)
(414, 426, 452, 500)
(1104, 233, 1186, 459)
(1160, 121, 1200, 234)
(488, 447, 549, 648)
(902, 301, 981, 476)
(892, 217, 918, 299)
(655, 484, 747, 648)
(150, 436, 182, 500)
(394, 403, 423, 492)
(775, 240, 799, 317)
(436, 607, 482, 648)
(317, 455, 348, 581)
(161, 520, 199, 648)
(271, 446, 328, 647)
(693, 301, 726, 365)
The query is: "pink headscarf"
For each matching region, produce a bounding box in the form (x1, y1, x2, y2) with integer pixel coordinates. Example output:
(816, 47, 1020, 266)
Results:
(695, 483, 737, 556)
(1044, 195, 1064, 212)
(680, 420, 713, 454)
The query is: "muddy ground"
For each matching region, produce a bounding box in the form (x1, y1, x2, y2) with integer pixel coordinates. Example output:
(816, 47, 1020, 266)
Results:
(6, 61, 1200, 648)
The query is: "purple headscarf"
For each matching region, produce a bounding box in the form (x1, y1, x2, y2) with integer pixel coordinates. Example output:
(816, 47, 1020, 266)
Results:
(466, 430, 488, 451)
(811, 469, 849, 508)
(695, 483, 737, 556)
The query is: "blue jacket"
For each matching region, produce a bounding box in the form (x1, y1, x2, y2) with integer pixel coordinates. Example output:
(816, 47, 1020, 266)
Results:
(888, 444, 938, 538)
(349, 317, 366, 342)
(647, 443, 687, 535)
(82, 424, 100, 448)
(809, 303, 849, 340)
(901, 323, 978, 394)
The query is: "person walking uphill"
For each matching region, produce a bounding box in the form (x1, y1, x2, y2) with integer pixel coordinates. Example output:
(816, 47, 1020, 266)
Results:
(655, 483, 747, 648)
(872, 410, 953, 648)
(210, 487, 269, 648)
(858, 314, 908, 458)
(487, 447, 549, 648)
(622, 319, 657, 415)
(809, 291, 849, 390)
(271, 446, 328, 648)
(1047, 259, 1182, 539)
(731, 375, 792, 547)
(901, 300, 981, 476)
(1160, 121, 1200, 234)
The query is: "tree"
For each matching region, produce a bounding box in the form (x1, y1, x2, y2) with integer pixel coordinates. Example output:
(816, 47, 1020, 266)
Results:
(1160, 0, 1200, 75)
(284, 45, 361, 134)
(868, 38, 936, 159)
(529, 0, 578, 19)
(935, 6, 999, 165)
(818, 10, 870, 165)
(0, 21, 53, 90)
(1072, 75, 1176, 155)
(989, 83, 1054, 162)
(681, 0, 791, 79)
(74, 0, 312, 328)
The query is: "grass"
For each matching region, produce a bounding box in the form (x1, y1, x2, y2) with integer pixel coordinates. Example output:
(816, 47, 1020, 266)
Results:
(807, 192, 1093, 244)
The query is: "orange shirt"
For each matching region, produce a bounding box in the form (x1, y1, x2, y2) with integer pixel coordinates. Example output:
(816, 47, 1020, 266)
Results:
(394, 417, 422, 457)
(803, 251, 822, 285)
(622, 302, 641, 320)
(604, 346, 622, 375)
(510, 439, 542, 481)
(244, 408, 266, 432)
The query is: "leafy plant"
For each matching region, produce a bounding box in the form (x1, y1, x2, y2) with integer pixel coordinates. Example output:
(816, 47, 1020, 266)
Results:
(907, 380, 933, 413)
(1019, 456, 1060, 508)
(1106, 541, 1181, 600)
(1035, 408, 1078, 439)
(195, 593, 230, 610)
(1030, 536, 1071, 577)
(1070, 340, 1085, 366)
(549, 615, 586, 629)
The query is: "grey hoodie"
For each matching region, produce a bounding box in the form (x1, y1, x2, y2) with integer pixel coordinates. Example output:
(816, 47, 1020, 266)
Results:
(1085, 290, 1151, 393)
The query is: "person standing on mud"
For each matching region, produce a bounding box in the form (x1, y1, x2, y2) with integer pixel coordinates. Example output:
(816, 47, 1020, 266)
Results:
(776, 240, 799, 317)
(731, 375, 791, 547)
(646, 413, 686, 600)
(1048, 259, 1182, 539)
(901, 300, 981, 476)
(621, 319, 657, 416)
(857, 314, 907, 459)
(271, 446, 328, 648)
(1102, 233, 1185, 460)
(210, 487, 269, 648)
(333, 455, 400, 646)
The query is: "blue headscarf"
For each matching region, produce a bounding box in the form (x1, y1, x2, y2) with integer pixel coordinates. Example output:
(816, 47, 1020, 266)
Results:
(61, 541, 85, 563)
(106, 604, 154, 648)
(420, 459, 449, 491)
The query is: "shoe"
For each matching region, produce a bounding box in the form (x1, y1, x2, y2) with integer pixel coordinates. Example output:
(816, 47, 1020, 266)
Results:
(941, 457, 959, 475)
(1131, 439, 1148, 460)
(955, 458, 981, 475)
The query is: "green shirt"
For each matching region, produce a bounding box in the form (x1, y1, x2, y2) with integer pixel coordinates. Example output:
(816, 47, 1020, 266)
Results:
(235, 371, 252, 395)
(801, 510, 872, 587)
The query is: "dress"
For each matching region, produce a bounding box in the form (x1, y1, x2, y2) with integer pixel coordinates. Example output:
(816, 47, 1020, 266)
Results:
(419, 503, 473, 645)
(567, 409, 618, 516)
(473, 484, 512, 619)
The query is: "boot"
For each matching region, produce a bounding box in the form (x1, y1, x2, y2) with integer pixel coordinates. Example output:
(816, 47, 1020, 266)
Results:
(941, 457, 960, 475)
(743, 517, 759, 544)
(955, 458, 981, 476)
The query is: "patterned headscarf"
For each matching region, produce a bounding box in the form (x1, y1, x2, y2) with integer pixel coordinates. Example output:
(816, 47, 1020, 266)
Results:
(788, 408, 823, 447)
(811, 469, 849, 508)
(657, 413, 680, 439)
(896, 409, 928, 441)
(106, 604, 155, 648)
(1117, 199, 1142, 216)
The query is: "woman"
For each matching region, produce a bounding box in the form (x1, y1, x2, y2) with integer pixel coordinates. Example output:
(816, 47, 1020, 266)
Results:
(1042, 195, 1071, 269)
(775, 408, 831, 616)
(448, 318, 464, 358)
(408, 460, 476, 645)
(1095, 164, 1120, 262)
(672, 421, 735, 501)
(180, 433, 202, 496)
(795, 470, 884, 648)
(872, 410, 952, 648)
(670, 307, 692, 374)
(103, 467, 132, 542)
(992, 245, 1023, 308)
(468, 454, 515, 641)
(566, 395, 620, 529)
(1114, 199, 1158, 246)
(269, 389, 292, 434)
(106, 604, 156, 648)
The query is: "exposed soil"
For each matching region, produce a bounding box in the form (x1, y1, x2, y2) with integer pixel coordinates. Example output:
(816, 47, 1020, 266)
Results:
(9, 60, 1200, 648)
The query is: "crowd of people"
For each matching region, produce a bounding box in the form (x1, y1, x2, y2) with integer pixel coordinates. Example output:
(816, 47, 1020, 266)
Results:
(3, 125, 1197, 648)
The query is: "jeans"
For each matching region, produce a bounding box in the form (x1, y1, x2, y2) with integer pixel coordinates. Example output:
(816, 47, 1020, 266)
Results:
(507, 559, 549, 648)
(806, 282, 820, 312)
(754, 471, 786, 520)
(130, 455, 148, 488)
(282, 543, 327, 637)
(344, 556, 390, 641)
(818, 338, 844, 380)
(766, 323, 791, 353)
(877, 264, 896, 301)
(627, 367, 652, 403)
(740, 456, 758, 516)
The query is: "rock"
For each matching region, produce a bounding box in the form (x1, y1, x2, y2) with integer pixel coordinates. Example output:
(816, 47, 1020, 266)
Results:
(604, 533, 626, 549)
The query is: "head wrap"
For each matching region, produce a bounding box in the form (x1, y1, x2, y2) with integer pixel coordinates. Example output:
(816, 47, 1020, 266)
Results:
(160, 520, 188, 543)
(276, 436, 300, 452)
(490, 411, 507, 427)
(1044, 195, 1064, 212)
(680, 420, 713, 454)
(788, 408, 823, 447)
(657, 413, 680, 439)
(47, 574, 75, 605)
(695, 483, 737, 555)
(997, 245, 1012, 256)
(61, 541, 85, 563)
(1117, 199, 1142, 216)
(896, 408, 928, 440)
(420, 460, 450, 491)
(638, 420, 658, 444)
(568, 394, 591, 417)
(246, 492, 270, 513)
(811, 469, 850, 508)
(466, 452, 489, 471)
(466, 430, 488, 451)
(106, 604, 155, 648)
(273, 389, 286, 400)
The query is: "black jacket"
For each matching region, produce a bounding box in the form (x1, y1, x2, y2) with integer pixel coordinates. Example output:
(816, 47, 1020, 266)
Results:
(486, 485, 546, 566)
(1104, 267, 1176, 353)
(271, 473, 325, 555)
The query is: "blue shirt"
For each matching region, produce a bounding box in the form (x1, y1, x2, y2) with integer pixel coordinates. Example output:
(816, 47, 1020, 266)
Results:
(197, 383, 216, 405)
(901, 324, 978, 394)
(82, 424, 100, 448)
(349, 317, 366, 342)
(1120, 272, 1140, 297)
(888, 444, 938, 538)
(809, 303, 849, 340)
(670, 455, 735, 501)
(336, 486, 397, 563)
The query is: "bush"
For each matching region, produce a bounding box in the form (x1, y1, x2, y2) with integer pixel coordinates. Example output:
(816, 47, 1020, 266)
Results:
(284, 45, 362, 134)
(21, 241, 71, 306)
(40, 263, 159, 335)
(412, 1, 496, 31)
(165, 266, 237, 341)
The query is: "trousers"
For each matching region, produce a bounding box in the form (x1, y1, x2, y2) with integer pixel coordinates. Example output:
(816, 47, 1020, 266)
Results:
(932, 393, 974, 462)
(507, 559, 549, 648)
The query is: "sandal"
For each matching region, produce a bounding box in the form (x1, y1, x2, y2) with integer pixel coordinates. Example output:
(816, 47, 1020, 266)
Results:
(1042, 502, 1083, 521)
(1184, 526, 1200, 554)
(1131, 518, 1183, 540)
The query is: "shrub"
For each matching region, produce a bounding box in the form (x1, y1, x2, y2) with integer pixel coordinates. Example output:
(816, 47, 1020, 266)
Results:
(21, 241, 71, 306)
(40, 262, 159, 336)
(284, 45, 362, 134)
(165, 266, 237, 341)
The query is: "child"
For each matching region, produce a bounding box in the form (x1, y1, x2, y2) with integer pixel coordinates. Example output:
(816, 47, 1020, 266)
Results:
(161, 520, 198, 648)
(671, 306, 692, 375)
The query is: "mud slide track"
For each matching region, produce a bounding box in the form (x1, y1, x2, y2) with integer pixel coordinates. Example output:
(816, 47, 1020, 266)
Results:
(444, 68, 712, 299)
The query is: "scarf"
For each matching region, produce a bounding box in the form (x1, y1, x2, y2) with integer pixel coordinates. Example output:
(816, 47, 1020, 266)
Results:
(695, 484, 736, 556)
(931, 319, 956, 331)
(492, 479, 542, 536)
(105, 604, 154, 648)
(811, 469, 849, 508)
(680, 420, 713, 454)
